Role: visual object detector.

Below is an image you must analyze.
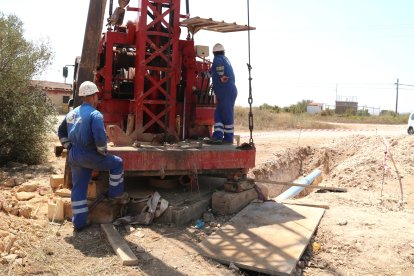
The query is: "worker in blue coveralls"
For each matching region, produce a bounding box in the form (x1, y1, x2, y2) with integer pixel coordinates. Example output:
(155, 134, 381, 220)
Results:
(58, 81, 128, 231)
(204, 43, 237, 144)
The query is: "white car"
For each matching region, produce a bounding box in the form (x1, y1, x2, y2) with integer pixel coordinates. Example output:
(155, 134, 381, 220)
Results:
(408, 112, 414, 135)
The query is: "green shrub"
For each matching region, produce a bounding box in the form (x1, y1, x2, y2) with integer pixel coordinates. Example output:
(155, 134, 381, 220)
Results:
(356, 109, 370, 116)
(320, 108, 335, 116)
(0, 13, 55, 165)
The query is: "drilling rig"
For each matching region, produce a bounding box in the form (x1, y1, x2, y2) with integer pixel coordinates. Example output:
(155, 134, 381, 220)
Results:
(65, 0, 255, 192)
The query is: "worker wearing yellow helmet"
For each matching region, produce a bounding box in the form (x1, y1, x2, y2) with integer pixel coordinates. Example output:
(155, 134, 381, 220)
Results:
(57, 81, 128, 231)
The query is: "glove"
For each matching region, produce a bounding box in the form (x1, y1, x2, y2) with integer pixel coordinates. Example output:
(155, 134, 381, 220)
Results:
(97, 146, 108, 156)
(60, 137, 72, 150)
(63, 142, 72, 150)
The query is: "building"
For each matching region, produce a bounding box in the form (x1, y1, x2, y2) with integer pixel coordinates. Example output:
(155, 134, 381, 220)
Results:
(31, 80, 72, 114)
(306, 102, 324, 114)
(335, 95, 358, 114)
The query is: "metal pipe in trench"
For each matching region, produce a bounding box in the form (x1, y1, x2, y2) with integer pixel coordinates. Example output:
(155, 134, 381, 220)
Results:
(275, 169, 321, 201)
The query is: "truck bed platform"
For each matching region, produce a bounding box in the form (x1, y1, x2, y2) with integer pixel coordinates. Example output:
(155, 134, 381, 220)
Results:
(108, 142, 255, 176)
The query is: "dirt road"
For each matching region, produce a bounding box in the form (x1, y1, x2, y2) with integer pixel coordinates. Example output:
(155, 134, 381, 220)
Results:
(1, 123, 413, 275)
(243, 123, 407, 165)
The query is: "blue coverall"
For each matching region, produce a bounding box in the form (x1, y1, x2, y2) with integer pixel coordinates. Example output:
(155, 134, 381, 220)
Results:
(58, 103, 124, 230)
(211, 53, 238, 143)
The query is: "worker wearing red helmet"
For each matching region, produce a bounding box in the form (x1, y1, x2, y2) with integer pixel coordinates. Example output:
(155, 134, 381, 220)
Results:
(57, 81, 128, 231)
(205, 43, 238, 144)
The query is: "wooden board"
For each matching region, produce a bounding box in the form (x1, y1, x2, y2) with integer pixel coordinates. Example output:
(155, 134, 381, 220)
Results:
(101, 224, 139, 266)
(198, 201, 325, 275)
(281, 199, 330, 209)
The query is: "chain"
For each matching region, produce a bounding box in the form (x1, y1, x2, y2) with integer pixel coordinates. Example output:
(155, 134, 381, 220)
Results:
(247, 64, 254, 145)
(246, 0, 254, 145)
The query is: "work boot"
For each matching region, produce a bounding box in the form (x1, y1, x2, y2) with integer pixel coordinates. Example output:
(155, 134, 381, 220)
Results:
(73, 219, 92, 232)
(203, 137, 223, 145)
(109, 192, 130, 204)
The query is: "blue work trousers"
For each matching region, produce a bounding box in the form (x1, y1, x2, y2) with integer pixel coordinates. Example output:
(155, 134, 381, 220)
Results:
(212, 87, 237, 142)
(69, 148, 124, 230)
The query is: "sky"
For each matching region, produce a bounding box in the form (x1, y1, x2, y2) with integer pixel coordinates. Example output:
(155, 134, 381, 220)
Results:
(2, 0, 414, 114)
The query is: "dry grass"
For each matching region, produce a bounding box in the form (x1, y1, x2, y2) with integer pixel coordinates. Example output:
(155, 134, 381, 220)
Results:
(234, 106, 337, 131)
(234, 106, 408, 132)
(316, 113, 409, 124)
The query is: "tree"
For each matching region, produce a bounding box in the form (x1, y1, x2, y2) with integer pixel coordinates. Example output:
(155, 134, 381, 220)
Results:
(0, 13, 56, 165)
(288, 99, 312, 114)
(259, 103, 281, 113)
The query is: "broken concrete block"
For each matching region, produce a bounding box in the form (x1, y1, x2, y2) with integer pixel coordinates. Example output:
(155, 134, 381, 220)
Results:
(62, 198, 72, 220)
(212, 189, 258, 215)
(50, 175, 64, 190)
(224, 179, 255, 193)
(48, 197, 64, 223)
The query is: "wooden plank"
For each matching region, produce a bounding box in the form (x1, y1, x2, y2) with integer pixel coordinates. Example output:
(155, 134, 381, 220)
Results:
(101, 223, 139, 266)
(255, 179, 347, 192)
(281, 199, 330, 209)
(198, 201, 325, 275)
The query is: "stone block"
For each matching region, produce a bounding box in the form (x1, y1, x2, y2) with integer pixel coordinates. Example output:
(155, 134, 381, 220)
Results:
(224, 179, 255, 193)
(89, 201, 122, 224)
(212, 188, 258, 215)
(50, 175, 64, 190)
(156, 197, 210, 226)
(87, 181, 97, 199)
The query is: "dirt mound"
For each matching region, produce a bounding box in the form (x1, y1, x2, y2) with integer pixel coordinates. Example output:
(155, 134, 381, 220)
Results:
(1, 131, 414, 275)
(251, 133, 414, 275)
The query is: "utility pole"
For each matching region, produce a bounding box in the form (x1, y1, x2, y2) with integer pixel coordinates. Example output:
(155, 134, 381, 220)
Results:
(335, 83, 338, 101)
(395, 78, 399, 114)
(394, 80, 414, 114)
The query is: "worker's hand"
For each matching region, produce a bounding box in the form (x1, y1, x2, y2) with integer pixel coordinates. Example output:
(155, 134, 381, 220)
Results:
(97, 146, 108, 156)
(60, 137, 72, 150)
(220, 75, 229, 83)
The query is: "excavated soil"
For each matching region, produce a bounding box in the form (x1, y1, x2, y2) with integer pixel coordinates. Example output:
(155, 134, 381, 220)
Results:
(1, 125, 414, 275)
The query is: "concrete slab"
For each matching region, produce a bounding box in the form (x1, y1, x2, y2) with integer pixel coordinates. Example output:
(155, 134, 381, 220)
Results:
(198, 201, 325, 275)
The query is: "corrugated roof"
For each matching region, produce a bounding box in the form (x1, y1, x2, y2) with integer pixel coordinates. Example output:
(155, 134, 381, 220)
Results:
(307, 102, 323, 106)
(181, 17, 255, 34)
